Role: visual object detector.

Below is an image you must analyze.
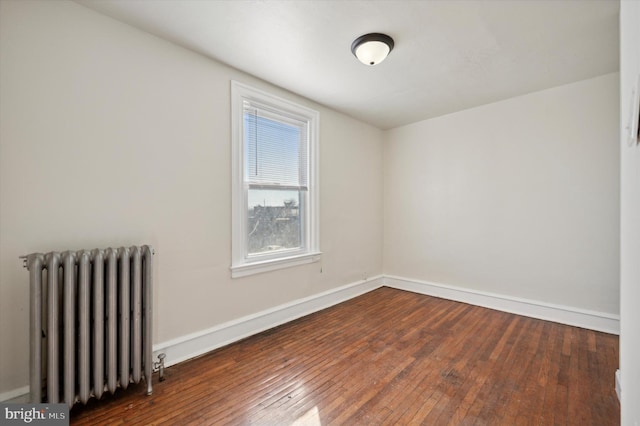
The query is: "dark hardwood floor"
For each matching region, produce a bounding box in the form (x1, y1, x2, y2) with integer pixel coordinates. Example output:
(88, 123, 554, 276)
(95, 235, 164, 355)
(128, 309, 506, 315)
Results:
(70, 287, 619, 425)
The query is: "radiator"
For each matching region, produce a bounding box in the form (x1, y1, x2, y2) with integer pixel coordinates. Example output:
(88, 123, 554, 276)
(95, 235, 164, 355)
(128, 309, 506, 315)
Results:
(22, 245, 154, 407)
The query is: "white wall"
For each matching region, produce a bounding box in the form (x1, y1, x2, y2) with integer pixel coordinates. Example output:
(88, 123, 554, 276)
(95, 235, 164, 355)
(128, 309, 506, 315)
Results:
(384, 73, 620, 315)
(0, 0, 383, 396)
(620, 1, 640, 424)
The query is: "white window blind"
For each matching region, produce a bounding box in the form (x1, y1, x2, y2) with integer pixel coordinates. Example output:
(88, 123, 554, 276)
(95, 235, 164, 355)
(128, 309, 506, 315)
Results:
(244, 101, 309, 190)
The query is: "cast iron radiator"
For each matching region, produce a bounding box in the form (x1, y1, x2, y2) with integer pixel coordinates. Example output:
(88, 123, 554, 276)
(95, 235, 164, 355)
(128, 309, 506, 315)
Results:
(22, 245, 154, 407)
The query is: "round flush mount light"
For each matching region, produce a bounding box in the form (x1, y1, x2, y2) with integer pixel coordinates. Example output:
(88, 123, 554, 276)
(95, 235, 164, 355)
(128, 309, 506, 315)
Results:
(351, 33, 394, 66)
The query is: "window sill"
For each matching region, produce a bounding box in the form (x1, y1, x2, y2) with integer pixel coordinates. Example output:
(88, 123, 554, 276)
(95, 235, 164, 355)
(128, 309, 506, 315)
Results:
(231, 252, 322, 278)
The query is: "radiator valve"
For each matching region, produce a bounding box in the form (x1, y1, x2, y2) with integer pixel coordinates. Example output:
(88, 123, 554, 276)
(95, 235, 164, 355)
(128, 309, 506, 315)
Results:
(154, 353, 166, 382)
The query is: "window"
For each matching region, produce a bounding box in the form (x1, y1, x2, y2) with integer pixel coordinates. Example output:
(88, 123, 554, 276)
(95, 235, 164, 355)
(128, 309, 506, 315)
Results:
(231, 81, 320, 277)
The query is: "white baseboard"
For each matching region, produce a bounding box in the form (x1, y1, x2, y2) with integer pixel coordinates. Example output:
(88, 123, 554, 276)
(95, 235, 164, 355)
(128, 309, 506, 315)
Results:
(152, 276, 384, 368)
(383, 275, 620, 335)
(615, 369, 622, 401)
(0, 386, 29, 403)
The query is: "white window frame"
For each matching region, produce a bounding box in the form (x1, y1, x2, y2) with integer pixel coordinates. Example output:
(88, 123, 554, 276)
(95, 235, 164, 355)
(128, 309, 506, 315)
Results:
(231, 81, 320, 278)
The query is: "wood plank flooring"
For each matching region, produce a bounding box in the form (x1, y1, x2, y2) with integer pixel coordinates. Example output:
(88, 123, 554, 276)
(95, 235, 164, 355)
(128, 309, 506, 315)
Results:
(70, 287, 619, 425)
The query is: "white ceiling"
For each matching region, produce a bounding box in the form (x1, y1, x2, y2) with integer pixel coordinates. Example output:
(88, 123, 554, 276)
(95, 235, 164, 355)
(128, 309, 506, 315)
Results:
(76, 0, 619, 130)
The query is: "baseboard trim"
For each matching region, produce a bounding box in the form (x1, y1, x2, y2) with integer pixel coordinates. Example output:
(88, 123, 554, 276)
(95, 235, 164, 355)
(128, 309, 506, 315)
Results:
(152, 276, 384, 367)
(383, 275, 620, 335)
(0, 386, 29, 403)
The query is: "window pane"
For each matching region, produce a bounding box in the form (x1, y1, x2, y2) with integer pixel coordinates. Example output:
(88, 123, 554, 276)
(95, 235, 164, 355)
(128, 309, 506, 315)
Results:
(248, 189, 303, 255)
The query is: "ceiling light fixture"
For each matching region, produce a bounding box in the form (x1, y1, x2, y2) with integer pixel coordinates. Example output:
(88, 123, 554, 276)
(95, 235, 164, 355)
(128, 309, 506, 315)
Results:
(351, 33, 394, 66)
